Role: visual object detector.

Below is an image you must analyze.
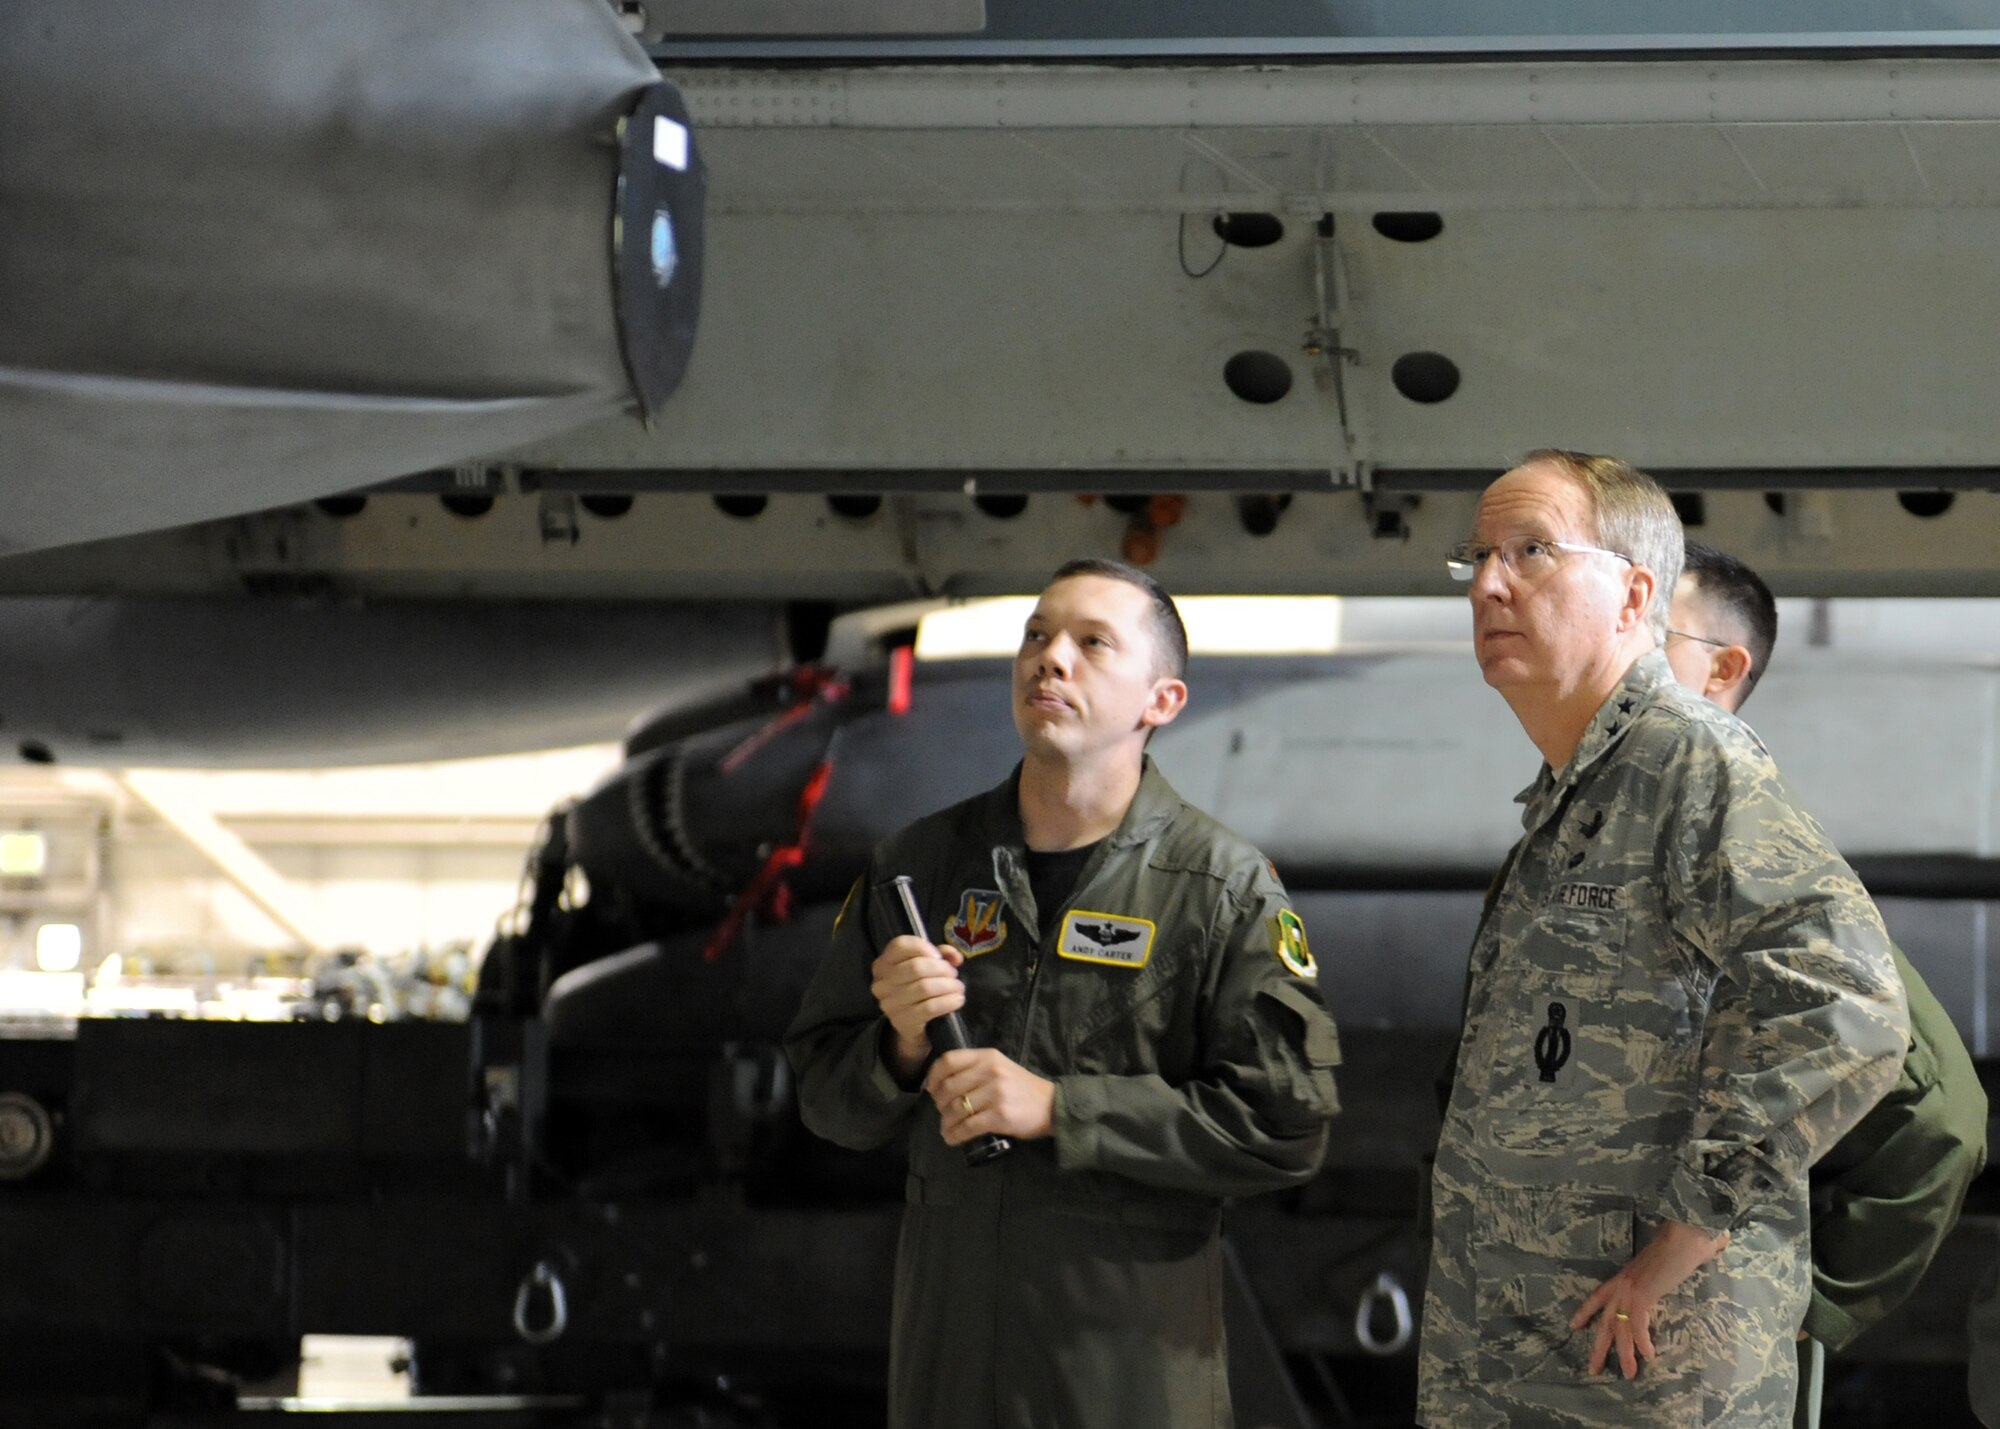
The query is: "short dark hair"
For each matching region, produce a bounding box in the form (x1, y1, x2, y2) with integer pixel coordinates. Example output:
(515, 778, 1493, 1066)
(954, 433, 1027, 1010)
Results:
(1046, 558, 1189, 680)
(1682, 542, 1778, 701)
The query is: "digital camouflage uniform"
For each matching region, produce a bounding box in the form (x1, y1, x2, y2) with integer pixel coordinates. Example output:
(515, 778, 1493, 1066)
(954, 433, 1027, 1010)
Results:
(1418, 651, 1908, 1429)
(786, 758, 1342, 1429)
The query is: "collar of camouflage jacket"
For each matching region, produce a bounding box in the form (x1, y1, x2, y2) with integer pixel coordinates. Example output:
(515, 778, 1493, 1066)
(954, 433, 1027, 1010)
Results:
(1516, 647, 1676, 827)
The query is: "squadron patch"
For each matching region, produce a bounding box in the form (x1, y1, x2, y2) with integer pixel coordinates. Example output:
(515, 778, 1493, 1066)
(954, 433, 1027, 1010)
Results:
(943, 889, 1009, 958)
(1550, 881, 1626, 914)
(1271, 907, 1317, 979)
(1057, 910, 1156, 969)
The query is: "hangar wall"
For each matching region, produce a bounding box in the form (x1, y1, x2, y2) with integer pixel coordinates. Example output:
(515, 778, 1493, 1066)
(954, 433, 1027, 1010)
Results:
(0, 747, 621, 1010)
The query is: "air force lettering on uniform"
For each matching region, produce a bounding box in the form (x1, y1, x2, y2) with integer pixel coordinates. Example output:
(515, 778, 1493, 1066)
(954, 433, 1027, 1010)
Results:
(1550, 880, 1625, 913)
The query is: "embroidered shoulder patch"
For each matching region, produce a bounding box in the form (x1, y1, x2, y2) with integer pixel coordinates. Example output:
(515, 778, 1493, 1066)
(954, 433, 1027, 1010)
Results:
(1056, 909, 1156, 969)
(943, 888, 1009, 957)
(1550, 881, 1626, 914)
(1271, 908, 1316, 979)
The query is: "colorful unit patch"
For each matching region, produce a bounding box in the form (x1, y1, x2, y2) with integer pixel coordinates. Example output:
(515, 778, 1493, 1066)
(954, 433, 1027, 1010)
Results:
(1272, 908, 1317, 979)
(1056, 910, 1156, 969)
(944, 888, 1009, 957)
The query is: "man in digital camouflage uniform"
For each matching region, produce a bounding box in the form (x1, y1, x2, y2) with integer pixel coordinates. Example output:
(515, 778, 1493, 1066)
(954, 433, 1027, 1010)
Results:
(1665, 542, 1988, 1429)
(1418, 450, 1908, 1428)
(786, 558, 1343, 1429)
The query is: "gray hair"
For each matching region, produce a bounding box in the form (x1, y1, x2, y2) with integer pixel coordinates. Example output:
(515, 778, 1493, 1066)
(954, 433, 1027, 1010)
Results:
(1520, 448, 1683, 639)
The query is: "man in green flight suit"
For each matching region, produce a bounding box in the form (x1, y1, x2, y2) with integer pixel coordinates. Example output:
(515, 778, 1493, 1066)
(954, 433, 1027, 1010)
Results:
(1663, 541, 1989, 1429)
(785, 558, 1343, 1429)
(1418, 450, 1909, 1428)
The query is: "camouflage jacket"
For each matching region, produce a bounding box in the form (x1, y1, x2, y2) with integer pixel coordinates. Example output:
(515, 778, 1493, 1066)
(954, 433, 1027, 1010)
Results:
(1417, 650, 1908, 1429)
(785, 756, 1342, 1429)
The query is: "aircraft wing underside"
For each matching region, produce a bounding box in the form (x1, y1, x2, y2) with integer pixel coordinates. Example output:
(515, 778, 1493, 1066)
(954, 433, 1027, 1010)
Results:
(11, 57, 2000, 599)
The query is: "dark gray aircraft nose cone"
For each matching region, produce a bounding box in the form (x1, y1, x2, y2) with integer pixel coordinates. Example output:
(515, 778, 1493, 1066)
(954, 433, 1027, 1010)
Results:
(0, 0, 705, 554)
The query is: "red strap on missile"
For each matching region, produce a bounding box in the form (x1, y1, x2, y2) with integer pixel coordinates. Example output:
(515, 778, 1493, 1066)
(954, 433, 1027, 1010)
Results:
(719, 666, 850, 777)
(702, 758, 834, 963)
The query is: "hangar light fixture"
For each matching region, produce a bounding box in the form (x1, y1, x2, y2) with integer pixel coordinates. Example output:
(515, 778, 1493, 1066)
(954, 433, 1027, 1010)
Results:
(915, 596, 1344, 660)
(35, 923, 81, 973)
(0, 832, 46, 879)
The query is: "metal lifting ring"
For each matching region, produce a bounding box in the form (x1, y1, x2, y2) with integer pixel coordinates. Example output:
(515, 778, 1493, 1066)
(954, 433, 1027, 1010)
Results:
(512, 1260, 570, 1346)
(1353, 1270, 1413, 1357)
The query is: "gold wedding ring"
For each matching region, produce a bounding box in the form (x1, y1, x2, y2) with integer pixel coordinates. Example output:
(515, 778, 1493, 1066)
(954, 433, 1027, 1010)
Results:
(961, 1095, 975, 1115)
(1614, 1312, 1630, 1322)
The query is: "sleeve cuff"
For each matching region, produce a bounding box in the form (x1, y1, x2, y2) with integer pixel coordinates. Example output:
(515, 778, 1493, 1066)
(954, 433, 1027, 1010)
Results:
(1051, 1075, 1103, 1172)
(863, 1024, 924, 1107)
(1801, 1291, 1866, 1352)
(1655, 1160, 1744, 1236)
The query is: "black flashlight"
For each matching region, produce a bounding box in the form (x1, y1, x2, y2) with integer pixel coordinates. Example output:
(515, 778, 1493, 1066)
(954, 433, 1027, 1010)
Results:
(888, 875, 1012, 1167)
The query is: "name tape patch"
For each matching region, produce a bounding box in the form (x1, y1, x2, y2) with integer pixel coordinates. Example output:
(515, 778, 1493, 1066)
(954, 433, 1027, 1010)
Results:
(1550, 881, 1626, 914)
(1057, 909, 1155, 969)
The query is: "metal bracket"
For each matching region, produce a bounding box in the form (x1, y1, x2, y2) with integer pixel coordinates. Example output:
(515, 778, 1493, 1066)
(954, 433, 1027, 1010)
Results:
(1363, 490, 1421, 542)
(538, 492, 580, 547)
(1307, 214, 1362, 477)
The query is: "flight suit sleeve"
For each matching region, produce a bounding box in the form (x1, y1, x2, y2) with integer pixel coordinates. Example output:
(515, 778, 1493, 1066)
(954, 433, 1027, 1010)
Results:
(1972, 1231, 2000, 1429)
(1803, 947, 1989, 1349)
(783, 865, 924, 1151)
(1655, 733, 1910, 1236)
(1051, 863, 1342, 1199)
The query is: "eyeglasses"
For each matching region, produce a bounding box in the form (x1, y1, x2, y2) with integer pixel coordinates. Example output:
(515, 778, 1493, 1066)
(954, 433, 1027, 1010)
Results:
(1665, 628, 1729, 649)
(1445, 534, 1634, 584)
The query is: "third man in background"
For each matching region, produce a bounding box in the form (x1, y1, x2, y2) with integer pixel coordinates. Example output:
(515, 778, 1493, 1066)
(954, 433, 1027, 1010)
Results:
(1666, 541, 1989, 1429)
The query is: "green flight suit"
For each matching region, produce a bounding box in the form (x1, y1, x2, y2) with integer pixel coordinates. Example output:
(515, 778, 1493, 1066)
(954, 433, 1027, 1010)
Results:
(1971, 1226, 2000, 1428)
(1803, 946, 1988, 1349)
(785, 758, 1342, 1429)
(1792, 946, 1988, 1428)
(1418, 652, 1908, 1429)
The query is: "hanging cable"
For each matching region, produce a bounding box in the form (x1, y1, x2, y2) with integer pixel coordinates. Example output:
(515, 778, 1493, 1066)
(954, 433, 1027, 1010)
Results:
(1178, 211, 1226, 279)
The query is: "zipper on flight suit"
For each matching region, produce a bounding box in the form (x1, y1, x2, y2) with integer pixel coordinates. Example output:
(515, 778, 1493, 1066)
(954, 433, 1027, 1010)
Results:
(996, 838, 1116, 1064)
(1013, 921, 1048, 1064)
(1016, 880, 1080, 1072)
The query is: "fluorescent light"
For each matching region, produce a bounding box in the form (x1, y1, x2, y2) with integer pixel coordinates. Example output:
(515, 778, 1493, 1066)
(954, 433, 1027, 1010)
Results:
(35, 923, 82, 973)
(0, 970, 83, 1015)
(915, 598, 1037, 660)
(915, 595, 1344, 660)
(0, 832, 47, 878)
(1182, 596, 1343, 654)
